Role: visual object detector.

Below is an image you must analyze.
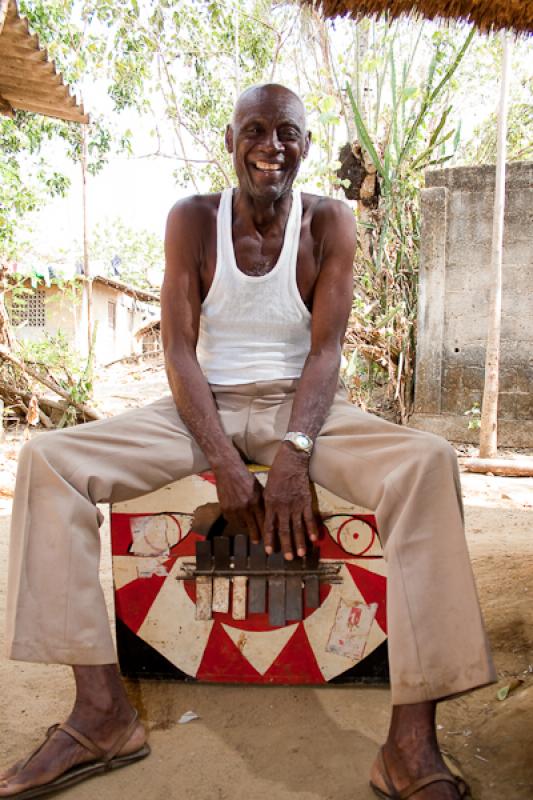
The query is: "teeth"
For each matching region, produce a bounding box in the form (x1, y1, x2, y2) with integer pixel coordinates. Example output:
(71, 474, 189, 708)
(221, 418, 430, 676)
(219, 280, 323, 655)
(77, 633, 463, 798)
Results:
(255, 161, 281, 171)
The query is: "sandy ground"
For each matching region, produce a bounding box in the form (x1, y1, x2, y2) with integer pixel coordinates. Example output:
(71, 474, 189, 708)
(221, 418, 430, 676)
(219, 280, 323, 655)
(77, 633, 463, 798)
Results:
(0, 363, 531, 799)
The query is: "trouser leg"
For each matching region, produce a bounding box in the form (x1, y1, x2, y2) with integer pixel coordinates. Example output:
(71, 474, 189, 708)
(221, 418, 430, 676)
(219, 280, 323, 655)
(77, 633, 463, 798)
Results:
(6, 396, 216, 665)
(248, 384, 496, 705)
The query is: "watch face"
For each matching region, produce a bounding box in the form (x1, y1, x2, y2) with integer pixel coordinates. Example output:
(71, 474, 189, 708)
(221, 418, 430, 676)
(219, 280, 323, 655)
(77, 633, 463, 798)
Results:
(295, 434, 309, 449)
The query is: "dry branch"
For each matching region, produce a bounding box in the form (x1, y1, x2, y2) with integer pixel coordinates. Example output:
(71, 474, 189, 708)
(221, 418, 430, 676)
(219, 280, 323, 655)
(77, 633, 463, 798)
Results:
(0, 346, 101, 421)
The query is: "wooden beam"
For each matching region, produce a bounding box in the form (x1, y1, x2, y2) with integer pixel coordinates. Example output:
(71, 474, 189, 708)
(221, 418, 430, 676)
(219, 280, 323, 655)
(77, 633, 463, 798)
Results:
(0, 64, 61, 85)
(0, 26, 40, 49)
(0, 74, 65, 95)
(0, 89, 13, 115)
(0, 34, 42, 53)
(0, 39, 50, 58)
(0, 47, 48, 64)
(0, 46, 44, 66)
(2, 88, 76, 107)
(1, 94, 88, 122)
(0, 0, 10, 37)
(4, 16, 30, 36)
(0, 0, 89, 123)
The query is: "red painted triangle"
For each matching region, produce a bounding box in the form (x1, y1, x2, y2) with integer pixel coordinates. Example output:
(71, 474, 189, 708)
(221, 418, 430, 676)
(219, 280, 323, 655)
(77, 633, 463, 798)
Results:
(261, 623, 325, 685)
(345, 563, 387, 633)
(115, 575, 167, 634)
(196, 623, 263, 683)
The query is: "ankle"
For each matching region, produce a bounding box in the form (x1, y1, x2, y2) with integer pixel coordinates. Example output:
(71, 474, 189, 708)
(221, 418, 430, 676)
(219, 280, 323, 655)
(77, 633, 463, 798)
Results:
(71, 664, 133, 722)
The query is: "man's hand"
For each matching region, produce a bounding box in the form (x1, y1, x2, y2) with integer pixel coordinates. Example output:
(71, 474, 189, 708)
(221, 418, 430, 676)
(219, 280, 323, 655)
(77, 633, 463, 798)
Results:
(263, 444, 319, 560)
(214, 460, 265, 543)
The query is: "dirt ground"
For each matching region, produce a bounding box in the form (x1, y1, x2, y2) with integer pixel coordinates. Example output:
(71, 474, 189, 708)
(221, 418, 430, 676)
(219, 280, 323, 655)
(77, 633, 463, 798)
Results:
(0, 362, 531, 799)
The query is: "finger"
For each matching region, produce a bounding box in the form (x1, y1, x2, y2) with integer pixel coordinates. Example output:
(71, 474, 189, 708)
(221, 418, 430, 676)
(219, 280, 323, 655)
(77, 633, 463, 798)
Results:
(263, 508, 275, 554)
(244, 511, 261, 543)
(253, 503, 266, 540)
(291, 513, 307, 558)
(303, 506, 320, 542)
(277, 513, 293, 560)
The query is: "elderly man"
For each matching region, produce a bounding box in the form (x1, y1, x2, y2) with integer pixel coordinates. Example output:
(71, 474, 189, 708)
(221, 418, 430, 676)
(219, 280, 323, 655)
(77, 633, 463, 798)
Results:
(1, 84, 494, 799)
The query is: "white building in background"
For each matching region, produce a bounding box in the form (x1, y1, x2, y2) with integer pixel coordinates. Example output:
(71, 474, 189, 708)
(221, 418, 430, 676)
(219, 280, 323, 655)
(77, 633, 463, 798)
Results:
(6, 275, 160, 364)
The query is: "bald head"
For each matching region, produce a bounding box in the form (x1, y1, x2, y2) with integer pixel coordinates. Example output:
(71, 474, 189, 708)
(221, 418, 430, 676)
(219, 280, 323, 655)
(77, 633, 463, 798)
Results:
(232, 84, 306, 128)
(225, 83, 311, 198)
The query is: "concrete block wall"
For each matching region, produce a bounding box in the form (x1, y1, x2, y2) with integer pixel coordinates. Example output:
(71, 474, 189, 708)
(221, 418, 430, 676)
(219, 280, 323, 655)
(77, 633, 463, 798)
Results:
(411, 162, 533, 446)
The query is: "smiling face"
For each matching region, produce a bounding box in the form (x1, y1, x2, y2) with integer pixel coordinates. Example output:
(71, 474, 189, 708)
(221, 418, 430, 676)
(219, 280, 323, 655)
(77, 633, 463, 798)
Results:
(225, 84, 311, 202)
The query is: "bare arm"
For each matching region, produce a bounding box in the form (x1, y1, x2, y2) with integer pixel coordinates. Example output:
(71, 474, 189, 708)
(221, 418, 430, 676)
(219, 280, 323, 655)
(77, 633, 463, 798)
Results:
(263, 199, 356, 559)
(162, 198, 264, 539)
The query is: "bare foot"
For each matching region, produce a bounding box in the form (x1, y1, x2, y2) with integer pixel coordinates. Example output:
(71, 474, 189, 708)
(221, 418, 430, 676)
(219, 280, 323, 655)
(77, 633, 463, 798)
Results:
(370, 743, 465, 799)
(0, 665, 147, 798)
(0, 718, 146, 797)
(369, 701, 469, 799)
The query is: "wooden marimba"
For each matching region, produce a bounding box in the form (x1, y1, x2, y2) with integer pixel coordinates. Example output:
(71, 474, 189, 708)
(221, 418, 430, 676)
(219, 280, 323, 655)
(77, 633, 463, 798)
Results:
(179, 535, 343, 625)
(111, 467, 388, 685)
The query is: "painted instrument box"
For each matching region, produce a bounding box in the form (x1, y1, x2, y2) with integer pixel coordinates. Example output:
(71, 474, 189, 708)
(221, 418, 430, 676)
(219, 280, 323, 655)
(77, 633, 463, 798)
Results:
(110, 467, 388, 685)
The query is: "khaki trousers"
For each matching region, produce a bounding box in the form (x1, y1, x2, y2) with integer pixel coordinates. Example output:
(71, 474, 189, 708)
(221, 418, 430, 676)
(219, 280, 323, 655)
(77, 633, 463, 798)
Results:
(6, 380, 495, 704)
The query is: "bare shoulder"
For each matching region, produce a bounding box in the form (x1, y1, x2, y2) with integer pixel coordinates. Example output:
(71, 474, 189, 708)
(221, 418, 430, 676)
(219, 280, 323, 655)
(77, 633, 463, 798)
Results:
(302, 193, 356, 257)
(303, 193, 354, 236)
(166, 192, 221, 232)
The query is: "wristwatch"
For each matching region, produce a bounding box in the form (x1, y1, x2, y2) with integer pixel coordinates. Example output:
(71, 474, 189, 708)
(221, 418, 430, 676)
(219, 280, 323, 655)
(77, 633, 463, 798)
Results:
(283, 431, 314, 455)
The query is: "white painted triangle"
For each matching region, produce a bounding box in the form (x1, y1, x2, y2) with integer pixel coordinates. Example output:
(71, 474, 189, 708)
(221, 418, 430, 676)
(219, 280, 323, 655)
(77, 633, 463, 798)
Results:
(303, 560, 386, 681)
(112, 556, 145, 590)
(138, 557, 213, 678)
(222, 622, 298, 675)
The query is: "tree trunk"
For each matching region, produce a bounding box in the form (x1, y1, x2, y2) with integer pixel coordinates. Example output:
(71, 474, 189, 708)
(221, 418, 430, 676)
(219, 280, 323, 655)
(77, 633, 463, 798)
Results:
(463, 457, 533, 478)
(479, 33, 511, 458)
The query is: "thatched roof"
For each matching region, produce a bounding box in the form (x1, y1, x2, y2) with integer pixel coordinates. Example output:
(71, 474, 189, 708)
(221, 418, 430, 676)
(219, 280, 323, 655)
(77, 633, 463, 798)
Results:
(0, 0, 88, 122)
(302, 1, 533, 34)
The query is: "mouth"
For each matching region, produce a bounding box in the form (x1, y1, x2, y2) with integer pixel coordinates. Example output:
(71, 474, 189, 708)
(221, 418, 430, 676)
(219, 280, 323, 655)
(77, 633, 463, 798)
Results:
(252, 161, 283, 173)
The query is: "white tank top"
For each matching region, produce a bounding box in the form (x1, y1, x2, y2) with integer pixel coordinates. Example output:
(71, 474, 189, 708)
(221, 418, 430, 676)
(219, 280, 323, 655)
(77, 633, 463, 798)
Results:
(196, 188, 311, 385)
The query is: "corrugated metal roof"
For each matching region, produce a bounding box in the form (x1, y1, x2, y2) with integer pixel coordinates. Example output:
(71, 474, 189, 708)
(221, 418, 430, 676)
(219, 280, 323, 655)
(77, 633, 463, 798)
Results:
(302, 0, 533, 34)
(0, 0, 89, 123)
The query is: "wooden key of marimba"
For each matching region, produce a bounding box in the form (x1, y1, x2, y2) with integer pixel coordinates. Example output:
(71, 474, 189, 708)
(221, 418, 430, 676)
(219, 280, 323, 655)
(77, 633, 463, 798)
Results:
(183, 536, 342, 624)
(304, 546, 320, 609)
(232, 534, 248, 621)
(267, 551, 286, 627)
(195, 539, 213, 621)
(212, 535, 230, 613)
(249, 541, 266, 613)
(286, 557, 304, 622)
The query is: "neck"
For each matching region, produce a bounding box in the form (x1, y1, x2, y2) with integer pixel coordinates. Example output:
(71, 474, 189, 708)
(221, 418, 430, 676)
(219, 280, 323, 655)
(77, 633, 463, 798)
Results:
(233, 187, 292, 233)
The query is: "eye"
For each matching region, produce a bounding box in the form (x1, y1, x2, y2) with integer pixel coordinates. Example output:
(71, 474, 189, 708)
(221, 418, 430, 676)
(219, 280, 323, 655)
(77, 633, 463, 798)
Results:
(279, 127, 299, 141)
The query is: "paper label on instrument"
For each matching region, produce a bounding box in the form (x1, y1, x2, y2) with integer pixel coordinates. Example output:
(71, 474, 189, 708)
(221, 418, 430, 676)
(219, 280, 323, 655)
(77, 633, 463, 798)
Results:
(130, 514, 189, 556)
(136, 557, 169, 578)
(326, 600, 378, 660)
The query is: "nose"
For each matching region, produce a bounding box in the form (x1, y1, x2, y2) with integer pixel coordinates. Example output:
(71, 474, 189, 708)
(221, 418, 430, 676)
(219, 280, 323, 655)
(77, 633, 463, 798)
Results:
(261, 128, 283, 153)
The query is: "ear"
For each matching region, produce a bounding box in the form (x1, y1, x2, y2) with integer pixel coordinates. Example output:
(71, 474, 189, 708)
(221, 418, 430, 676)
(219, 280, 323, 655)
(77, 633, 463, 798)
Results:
(225, 124, 234, 154)
(302, 130, 312, 160)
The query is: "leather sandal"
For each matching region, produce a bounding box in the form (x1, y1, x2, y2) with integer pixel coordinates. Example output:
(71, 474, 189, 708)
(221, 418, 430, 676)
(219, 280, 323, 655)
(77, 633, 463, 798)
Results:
(0, 710, 150, 799)
(370, 747, 472, 799)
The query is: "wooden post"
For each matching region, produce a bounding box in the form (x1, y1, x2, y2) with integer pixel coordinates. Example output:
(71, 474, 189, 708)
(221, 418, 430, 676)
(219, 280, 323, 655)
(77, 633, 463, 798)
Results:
(479, 33, 511, 458)
(234, 2, 240, 99)
(81, 122, 92, 356)
(0, 265, 15, 350)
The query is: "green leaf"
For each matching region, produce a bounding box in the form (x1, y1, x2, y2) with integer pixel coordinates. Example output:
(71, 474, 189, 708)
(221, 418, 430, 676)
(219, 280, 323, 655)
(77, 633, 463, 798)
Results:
(346, 84, 391, 194)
